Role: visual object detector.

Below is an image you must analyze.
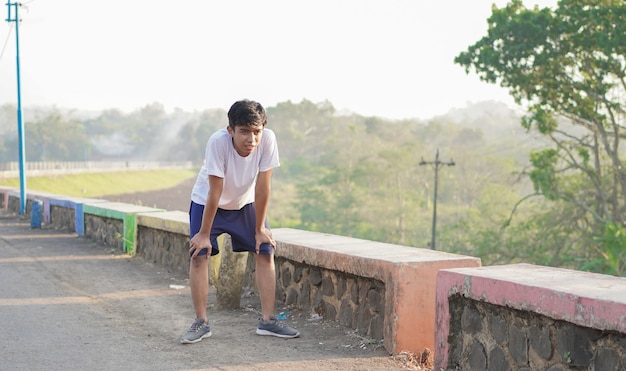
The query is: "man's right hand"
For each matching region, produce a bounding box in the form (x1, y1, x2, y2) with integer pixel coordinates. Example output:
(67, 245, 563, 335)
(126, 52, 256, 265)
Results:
(189, 232, 211, 258)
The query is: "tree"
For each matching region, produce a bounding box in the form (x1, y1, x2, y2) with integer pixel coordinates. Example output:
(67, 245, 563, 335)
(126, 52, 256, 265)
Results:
(127, 103, 169, 158)
(455, 0, 626, 273)
(168, 108, 224, 161)
(268, 99, 336, 164)
(26, 109, 89, 161)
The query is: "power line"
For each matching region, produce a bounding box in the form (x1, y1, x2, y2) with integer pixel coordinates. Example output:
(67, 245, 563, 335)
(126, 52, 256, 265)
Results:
(419, 148, 455, 250)
(0, 23, 13, 62)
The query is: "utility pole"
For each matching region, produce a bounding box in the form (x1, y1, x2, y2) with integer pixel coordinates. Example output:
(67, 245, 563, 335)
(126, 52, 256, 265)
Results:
(419, 148, 455, 250)
(5, 1, 27, 214)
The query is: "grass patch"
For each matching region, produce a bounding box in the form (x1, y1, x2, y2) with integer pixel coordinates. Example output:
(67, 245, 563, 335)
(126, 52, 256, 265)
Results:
(0, 169, 198, 197)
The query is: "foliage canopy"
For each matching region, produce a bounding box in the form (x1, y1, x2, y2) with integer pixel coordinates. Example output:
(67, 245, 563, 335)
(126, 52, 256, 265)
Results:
(455, 0, 626, 274)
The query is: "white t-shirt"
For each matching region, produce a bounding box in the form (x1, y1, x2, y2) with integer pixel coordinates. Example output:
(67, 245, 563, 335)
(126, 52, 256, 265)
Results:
(191, 127, 280, 210)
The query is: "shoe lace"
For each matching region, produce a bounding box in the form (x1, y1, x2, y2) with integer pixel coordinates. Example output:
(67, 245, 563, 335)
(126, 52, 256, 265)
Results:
(189, 319, 204, 332)
(263, 317, 286, 328)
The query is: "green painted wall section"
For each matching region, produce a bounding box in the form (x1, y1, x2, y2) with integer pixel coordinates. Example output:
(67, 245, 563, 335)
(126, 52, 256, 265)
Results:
(83, 202, 165, 254)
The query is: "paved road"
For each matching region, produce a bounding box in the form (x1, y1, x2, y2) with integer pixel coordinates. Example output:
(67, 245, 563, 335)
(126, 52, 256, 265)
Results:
(0, 211, 409, 371)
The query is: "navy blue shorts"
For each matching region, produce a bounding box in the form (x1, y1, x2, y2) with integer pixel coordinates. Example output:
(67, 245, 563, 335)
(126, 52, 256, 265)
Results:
(189, 201, 273, 257)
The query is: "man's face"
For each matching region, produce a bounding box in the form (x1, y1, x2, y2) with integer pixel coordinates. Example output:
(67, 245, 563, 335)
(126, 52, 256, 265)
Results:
(227, 124, 264, 157)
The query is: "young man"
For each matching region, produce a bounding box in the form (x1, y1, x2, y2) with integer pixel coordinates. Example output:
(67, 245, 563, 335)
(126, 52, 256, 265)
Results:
(180, 99, 299, 344)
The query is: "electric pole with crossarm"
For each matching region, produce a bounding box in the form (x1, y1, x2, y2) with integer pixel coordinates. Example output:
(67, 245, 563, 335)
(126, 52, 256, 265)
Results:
(5, 1, 27, 215)
(420, 148, 455, 250)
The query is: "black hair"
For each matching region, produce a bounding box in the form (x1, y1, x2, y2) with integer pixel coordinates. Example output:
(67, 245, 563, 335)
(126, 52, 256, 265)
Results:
(227, 99, 267, 129)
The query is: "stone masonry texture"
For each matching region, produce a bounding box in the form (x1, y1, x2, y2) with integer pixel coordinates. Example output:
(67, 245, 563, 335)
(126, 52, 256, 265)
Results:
(84, 214, 124, 252)
(275, 256, 385, 340)
(50, 205, 75, 232)
(445, 295, 626, 370)
(136, 226, 190, 277)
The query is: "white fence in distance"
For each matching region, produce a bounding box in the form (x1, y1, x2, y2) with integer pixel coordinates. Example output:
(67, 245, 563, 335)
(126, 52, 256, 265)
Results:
(0, 161, 195, 179)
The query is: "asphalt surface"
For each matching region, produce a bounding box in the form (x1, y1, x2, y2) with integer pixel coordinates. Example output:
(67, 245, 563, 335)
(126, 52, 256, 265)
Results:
(0, 210, 410, 371)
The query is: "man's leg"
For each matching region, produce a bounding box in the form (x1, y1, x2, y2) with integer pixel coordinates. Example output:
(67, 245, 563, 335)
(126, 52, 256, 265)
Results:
(255, 253, 276, 322)
(190, 254, 210, 320)
(180, 253, 212, 344)
(254, 252, 300, 338)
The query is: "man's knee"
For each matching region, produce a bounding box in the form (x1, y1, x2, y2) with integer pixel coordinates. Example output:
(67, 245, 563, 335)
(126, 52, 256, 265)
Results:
(255, 254, 274, 270)
(190, 255, 209, 270)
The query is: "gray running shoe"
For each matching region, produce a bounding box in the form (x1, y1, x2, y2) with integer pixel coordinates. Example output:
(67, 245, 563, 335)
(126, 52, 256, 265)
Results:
(256, 316, 300, 338)
(180, 318, 212, 344)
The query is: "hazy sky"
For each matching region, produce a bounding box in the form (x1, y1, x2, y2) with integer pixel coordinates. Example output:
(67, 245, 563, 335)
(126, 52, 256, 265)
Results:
(0, 0, 558, 120)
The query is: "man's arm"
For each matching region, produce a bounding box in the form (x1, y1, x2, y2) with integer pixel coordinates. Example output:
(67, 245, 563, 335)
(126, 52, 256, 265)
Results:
(254, 169, 275, 253)
(189, 175, 223, 258)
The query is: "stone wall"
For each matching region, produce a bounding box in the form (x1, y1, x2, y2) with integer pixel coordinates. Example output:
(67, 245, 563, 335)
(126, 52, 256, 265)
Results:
(136, 225, 190, 277)
(435, 264, 626, 370)
(83, 214, 124, 251)
(276, 257, 385, 340)
(7, 196, 31, 215)
(50, 205, 75, 232)
(446, 296, 626, 370)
